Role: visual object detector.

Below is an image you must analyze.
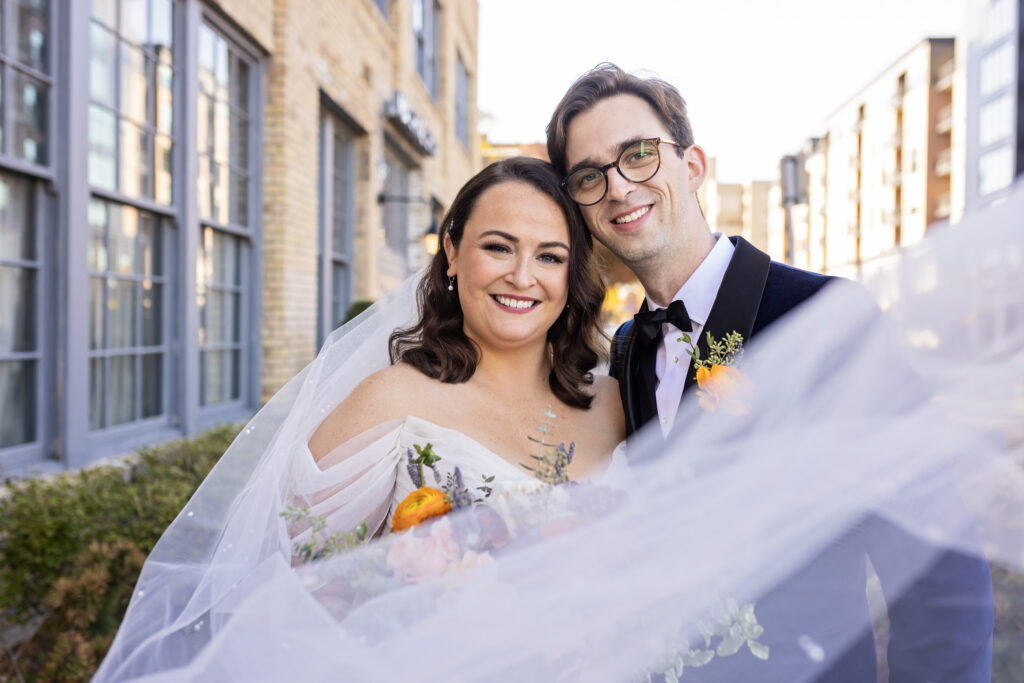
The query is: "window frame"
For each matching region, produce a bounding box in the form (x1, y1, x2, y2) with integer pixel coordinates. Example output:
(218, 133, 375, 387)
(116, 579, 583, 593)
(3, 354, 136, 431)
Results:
(192, 7, 263, 428)
(317, 103, 360, 346)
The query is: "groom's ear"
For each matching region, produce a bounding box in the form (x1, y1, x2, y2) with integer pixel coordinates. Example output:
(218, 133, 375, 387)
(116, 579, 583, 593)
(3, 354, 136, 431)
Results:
(443, 232, 457, 275)
(686, 144, 709, 194)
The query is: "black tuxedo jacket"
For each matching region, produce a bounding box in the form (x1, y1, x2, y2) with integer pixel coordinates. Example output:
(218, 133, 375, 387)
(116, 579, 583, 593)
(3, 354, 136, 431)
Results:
(610, 236, 832, 436)
(607, 237, 993, 681)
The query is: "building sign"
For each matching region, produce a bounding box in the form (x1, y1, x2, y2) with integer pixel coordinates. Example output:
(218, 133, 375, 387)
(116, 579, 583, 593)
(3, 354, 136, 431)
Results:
(385, 91, 438, 156)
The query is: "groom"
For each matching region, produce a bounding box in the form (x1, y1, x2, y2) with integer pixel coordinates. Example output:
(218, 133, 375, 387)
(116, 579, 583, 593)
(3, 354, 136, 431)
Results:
(546, 64, 993, 681)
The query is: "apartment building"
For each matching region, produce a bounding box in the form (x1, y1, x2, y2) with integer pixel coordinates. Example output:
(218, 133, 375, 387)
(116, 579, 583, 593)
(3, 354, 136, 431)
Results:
(0, 0, 480, 474)
(779, 38, 955, 278)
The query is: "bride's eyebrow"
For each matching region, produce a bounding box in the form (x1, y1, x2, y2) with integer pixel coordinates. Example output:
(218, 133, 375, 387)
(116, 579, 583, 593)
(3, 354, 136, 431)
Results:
(479, 230, 569, 251)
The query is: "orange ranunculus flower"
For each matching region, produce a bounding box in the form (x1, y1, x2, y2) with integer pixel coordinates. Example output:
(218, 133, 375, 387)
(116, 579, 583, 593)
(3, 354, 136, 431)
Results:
(392, 487, 452, 532)
(695, 364, 752, 415)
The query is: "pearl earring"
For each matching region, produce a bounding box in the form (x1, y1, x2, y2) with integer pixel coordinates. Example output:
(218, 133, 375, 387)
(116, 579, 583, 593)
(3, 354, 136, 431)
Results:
(447, 275, 455, 292)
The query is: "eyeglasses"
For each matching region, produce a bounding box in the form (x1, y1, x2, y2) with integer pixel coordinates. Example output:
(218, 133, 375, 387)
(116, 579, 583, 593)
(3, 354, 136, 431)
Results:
(561, 137, 682, 206)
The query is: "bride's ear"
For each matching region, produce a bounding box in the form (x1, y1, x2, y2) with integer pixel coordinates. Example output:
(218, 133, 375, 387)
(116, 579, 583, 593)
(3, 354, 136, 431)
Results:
(443, 232, 457, 276)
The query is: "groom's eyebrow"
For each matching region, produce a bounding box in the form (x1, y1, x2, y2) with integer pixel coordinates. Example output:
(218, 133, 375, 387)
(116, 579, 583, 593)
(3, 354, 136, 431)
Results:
(568, 137, 647, 174)
(480, 230, 569, 250)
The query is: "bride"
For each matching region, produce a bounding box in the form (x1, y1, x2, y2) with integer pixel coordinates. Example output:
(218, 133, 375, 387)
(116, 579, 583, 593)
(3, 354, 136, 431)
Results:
(306, 156, 625, 537)
(95, 160, 1024, 681)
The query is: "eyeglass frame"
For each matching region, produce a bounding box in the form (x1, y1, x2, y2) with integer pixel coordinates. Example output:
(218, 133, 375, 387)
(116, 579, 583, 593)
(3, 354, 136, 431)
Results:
(560, 137, 683, 206)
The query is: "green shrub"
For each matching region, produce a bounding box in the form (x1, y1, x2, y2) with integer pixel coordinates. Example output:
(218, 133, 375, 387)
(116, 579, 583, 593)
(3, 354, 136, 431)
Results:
(0, 425, 238, 680)
(344, 299, 374, 323)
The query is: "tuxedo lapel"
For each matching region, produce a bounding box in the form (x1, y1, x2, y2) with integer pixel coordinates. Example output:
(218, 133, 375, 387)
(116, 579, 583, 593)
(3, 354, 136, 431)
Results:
(619, 300, 659, 436)
(683, 237, 771, 393)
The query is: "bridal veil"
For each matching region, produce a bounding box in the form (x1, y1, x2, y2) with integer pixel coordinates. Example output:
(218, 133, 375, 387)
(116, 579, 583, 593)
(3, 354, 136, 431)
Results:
(95, 184, 1024, 681)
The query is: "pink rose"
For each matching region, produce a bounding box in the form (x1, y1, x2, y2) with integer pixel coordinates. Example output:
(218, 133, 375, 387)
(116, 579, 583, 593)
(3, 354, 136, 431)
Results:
(387, 517, 491, 583)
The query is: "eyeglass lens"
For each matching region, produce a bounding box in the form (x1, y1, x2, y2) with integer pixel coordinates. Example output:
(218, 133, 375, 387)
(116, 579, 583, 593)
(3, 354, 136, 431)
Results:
(566, 139, 663, 205)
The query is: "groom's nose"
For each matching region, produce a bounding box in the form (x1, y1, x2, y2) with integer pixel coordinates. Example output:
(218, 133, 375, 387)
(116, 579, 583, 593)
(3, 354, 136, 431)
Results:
(605, 169, 636, 202)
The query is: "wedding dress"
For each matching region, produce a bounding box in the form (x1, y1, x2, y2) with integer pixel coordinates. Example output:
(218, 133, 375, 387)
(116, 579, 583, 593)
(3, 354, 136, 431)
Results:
(95, 184, 1024, 682)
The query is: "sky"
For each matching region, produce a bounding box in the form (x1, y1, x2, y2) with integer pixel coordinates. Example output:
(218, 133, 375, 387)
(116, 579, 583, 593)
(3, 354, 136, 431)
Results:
(478, 0, 966, 183)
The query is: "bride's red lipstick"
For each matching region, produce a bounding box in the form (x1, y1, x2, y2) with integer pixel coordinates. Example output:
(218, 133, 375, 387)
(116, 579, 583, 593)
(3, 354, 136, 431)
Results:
(491, 294, 540, 314)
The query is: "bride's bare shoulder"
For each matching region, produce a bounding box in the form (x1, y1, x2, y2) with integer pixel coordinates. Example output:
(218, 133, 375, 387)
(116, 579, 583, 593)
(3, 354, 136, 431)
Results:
(308, 363, 434, 461)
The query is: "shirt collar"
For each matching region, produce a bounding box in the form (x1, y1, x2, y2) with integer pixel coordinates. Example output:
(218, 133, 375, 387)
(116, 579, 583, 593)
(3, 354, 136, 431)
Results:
(650, 233, 735, 328)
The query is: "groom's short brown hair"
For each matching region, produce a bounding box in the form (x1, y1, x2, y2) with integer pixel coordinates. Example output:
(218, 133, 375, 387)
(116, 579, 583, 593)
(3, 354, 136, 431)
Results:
(546, 62, 695, 177)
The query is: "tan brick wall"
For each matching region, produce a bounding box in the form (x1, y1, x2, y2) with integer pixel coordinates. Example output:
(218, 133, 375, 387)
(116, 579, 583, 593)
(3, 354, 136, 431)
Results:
(257, 0, 481, 399)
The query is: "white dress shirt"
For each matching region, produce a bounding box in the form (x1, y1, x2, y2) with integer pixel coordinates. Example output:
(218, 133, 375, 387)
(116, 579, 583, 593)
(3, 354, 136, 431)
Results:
(652, 234, 735, 436)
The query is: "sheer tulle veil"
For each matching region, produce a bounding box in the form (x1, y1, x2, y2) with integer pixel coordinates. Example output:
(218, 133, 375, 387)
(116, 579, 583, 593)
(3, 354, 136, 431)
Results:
(95, 185, 1024, 682)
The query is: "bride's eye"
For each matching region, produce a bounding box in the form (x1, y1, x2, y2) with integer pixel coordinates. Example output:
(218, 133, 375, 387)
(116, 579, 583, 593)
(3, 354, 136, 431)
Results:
(538, 252, 566, 265)
(483, 242, 512, 254)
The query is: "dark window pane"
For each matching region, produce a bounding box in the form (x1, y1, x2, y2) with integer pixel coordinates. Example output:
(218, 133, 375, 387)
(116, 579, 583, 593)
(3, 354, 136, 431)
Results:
(139, 215, 162, 276)
(89, 357, 105, 430)
(90, 276, 105, 350)
(141, 353, 162, 418)
(141, 281, 161, 346)
(230, 113, 249, 168)
(0, 361, 36, 447)
(0, 266, 36, 353)
(15, 0, 49, 73)
(88, 104, 118, 190)
(206, 290, 224, 344)
(109, 354, 136, 425)
(0, 174, 35, 261)
(202, 349, 224, 405)
(230, 349, 241, 400)
(212, 231, 239, 286)
(228, 292, 241, 343)
(107, 278, 137, 348)
(332, 262, 348, 329)
(12, 73, 48, 164)
(228, 53, 249, 112)
(230, 171, 248, 225)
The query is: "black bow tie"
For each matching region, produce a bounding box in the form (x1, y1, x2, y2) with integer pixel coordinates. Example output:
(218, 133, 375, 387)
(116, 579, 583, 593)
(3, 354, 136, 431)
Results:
(633, 299, 693, 345)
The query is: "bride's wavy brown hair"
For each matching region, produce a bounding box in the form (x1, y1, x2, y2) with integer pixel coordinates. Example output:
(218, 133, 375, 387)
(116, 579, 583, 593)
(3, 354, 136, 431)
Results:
(390, 156, 606, 409)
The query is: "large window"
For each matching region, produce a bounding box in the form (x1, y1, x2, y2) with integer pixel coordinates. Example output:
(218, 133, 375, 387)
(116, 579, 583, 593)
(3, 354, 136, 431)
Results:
(455, 53, 469, 148)
(0, 174, 39, 453)
(87, 0, 175, 436)
(87, 199, 169, 429)
(89, 0, 174, 204)
(413, 0, 439, 99)
(0, 0, 50, 466)
(319, 110, 356, 342)
(979, 42, 1014, 97)
(979, 94, 1014, 147)
(978, 145, 1014, 195)
(196, 21, 255, 408)
(382, 144, 410, 255)
(0, 0, 51, 164)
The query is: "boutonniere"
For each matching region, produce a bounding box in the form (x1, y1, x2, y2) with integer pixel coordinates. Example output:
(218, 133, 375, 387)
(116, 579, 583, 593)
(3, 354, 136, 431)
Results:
(681, 331, 751, 415)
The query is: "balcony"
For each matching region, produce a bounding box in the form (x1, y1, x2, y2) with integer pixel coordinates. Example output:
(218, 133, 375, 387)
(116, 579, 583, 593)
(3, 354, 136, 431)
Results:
(935, 104, 953, 134)
(934, 148, 953, 177)
(934, 59, 955, 91)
